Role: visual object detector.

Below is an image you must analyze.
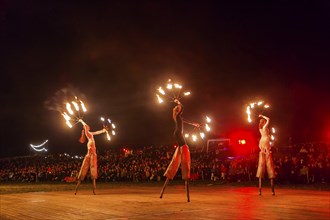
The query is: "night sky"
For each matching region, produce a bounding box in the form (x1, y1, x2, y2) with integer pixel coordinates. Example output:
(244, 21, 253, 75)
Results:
(1, 1, 329, 158)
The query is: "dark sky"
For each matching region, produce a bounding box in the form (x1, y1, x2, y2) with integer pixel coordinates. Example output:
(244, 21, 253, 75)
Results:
(1, 1, 329, 157)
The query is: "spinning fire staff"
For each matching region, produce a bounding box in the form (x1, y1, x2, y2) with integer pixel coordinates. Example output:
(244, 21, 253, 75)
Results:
(160, 99, 191, 202)
(74, 119, 108, 195)
(256, 114, 275, 196)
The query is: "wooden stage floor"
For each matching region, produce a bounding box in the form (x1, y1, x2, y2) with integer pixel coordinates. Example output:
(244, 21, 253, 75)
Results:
(1, 183, 329, 220)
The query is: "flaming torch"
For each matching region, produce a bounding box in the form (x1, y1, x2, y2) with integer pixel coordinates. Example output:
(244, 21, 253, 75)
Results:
(100, 117, 116, 141)
(62, 96, 87, 128)
(245, 100, 270, 123)
(155, 79, 191, 105)
(183, 115, 212, 142)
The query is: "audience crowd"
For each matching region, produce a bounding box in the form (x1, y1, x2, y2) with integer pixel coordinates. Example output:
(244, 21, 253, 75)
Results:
(0, 142, 329, 185)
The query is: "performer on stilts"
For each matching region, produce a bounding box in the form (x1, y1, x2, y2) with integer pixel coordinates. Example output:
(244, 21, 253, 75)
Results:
(160, 99, 191, 202)
(256, 114, 275, 196)
(74, 119, 107, 195)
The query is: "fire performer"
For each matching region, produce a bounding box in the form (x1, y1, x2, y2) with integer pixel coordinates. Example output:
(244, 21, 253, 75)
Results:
(74, 119, 107, 195)
(256, 114, 275, 196)
(160, 99, 191, 202)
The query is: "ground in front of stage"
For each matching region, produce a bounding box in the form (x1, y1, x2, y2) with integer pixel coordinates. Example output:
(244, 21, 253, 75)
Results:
(1, 182, 329, 220)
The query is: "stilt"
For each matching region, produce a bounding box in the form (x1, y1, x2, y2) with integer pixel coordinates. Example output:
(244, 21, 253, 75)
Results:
(160, 178, 169, 199)
(271, 178, 275, 196)
(74, 180, 81, 195)
(92, 179, 96, 195)
(185, 180, 190, 202)
(258, 178, 262, 196)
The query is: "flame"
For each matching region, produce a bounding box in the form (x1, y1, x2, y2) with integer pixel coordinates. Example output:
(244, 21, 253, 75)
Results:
(200, 132, 205, 139)
(112, 130, 116, 135)
(158, 87, 165, 95)
(250, 103, 255, 108)
(106, 131, 111, 140)
(80, 100, 87, 112)
(185, 133, 189, 138)
(184, 91, 190, 96)
(62, 112, 71, 121)
(66, 120, 73, 128)
(206, 116, 211, 123)
(72, 101, 80, 111)
(66, 103, 74, 115)
(264, 104, 270, 108)
(257, 101, 263, 106)
(100, 117, 105, 121)
(156, 94, 163, 103)
(205, 124, 211, 132)
(107, 119, 112, 124)
(272, 127, 276, 133)
(192, 135, 197, 142)
(174, 84, 182, 89)
(166, 83, 173, 90)
(112, 123, 116, 129)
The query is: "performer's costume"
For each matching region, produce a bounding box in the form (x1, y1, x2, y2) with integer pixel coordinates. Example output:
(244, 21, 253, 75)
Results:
(75, 122, 105, 195)
(160, 103, 191, 202)
(256, 116, 275, 196)
(77, 128, 98, 180)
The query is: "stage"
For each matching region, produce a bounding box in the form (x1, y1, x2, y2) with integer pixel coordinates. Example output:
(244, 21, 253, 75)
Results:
(1, 183, 329, 219)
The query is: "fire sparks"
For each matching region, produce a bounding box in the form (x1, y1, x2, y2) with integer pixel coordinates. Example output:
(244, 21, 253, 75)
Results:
(155, 79, 191, 104)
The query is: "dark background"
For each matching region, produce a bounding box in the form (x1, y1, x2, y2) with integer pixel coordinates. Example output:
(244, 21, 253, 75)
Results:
(1, 1, 329, 157)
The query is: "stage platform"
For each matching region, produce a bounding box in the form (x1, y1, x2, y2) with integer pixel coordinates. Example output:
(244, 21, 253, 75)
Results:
(1, 183, 329, 219)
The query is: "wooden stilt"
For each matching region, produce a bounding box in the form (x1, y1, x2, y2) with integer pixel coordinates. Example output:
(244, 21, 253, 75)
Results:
(160, 178, 169, 199)
(185, 180, 190, 202)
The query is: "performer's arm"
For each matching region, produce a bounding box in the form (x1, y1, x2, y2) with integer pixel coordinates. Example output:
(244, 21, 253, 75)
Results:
(90, 129, 107, 136)
(259, 115, 270, 128)
(173, 104, 186, 146)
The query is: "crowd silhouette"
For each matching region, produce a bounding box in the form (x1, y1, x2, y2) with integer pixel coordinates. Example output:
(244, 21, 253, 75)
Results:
(1, 142, 329, 185)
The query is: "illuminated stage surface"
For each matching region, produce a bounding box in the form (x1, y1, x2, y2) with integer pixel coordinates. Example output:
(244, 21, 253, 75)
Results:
(1, 183, 329, 220)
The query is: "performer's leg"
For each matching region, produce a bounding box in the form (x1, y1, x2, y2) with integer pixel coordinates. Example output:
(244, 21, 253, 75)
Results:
(74, 180, 81, 195)
(160, 178, 170, 199)
(258, 178, 262, 196)
(271, 178, 275, 196)
(185, 180, 190, 202)
(92, 178, 96, 195)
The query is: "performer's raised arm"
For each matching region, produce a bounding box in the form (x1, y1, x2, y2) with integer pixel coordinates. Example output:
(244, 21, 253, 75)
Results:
(259, 114, 270, 129)
(90, 128, 107, 136)
(173, 102, 186, 146)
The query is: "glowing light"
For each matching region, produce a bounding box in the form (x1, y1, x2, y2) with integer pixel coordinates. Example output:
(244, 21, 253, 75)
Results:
(30, 140, 48, 152)
(200, 132, 205, 139)
(66, 121, 73, 128)
(174, 84, 182, 89)
(245, 100, 270, 123)
(205, 124, 211, 131)
(185, 133, 189, 138)
(158, 87, 165, 95)
(155, 79, 190, 105)
(72, 101, 79, 111)
(272, 127, 276, 133)
(192, 135, 197, 142)
(80, 100, 87, 112)
(166, 83, 173, 90)
(62, 112, 71, 121)
(66, 103, 74, 115)
(156, 94, 163, 103)
(100, 116, 117, 141)
(206, 116, 211, 123)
